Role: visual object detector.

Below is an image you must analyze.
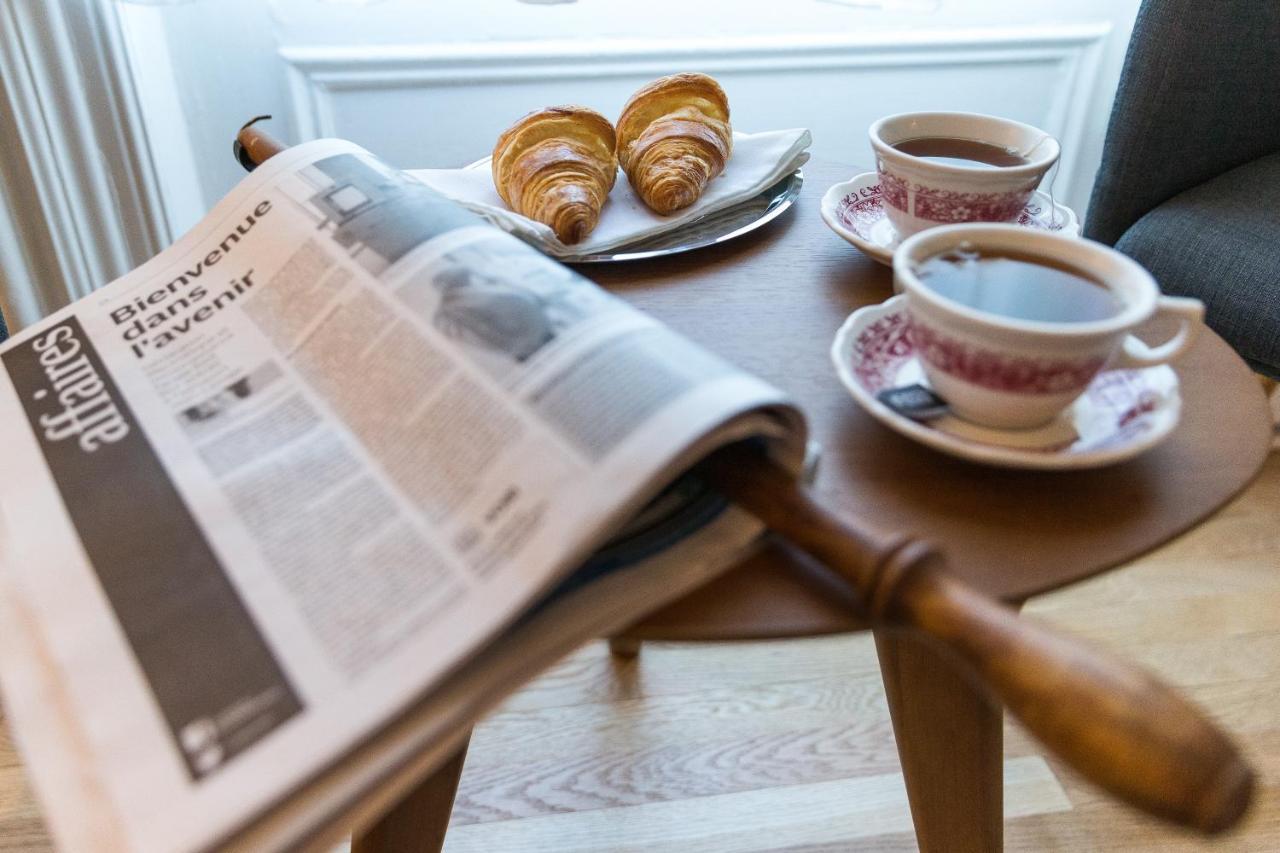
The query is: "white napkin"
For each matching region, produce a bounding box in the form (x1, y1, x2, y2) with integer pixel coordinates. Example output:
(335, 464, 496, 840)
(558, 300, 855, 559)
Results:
(408, 128, 812, 258)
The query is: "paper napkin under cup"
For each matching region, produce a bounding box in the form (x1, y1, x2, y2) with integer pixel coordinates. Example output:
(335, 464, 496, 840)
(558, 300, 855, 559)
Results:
(408, 128, 812, 259)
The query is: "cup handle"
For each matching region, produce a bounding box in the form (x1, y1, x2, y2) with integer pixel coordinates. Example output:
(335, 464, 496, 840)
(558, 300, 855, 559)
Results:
(1113, 296, 1206, 369)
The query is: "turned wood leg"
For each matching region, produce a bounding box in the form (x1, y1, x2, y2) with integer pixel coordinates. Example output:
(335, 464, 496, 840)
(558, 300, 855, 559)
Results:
(352, 734, 470, 853)
(1261, 375, 1279, 430)
(875, 627, 1006, 853)
(608, 636, 642, 658)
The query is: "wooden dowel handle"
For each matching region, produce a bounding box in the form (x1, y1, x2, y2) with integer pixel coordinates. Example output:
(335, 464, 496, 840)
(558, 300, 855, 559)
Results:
(700, 443, 1253, 835)
(235, 119, 287, 170)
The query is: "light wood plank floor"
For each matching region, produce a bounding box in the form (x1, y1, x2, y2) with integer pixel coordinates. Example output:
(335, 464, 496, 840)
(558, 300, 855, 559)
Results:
(3, 450, 1277, 851)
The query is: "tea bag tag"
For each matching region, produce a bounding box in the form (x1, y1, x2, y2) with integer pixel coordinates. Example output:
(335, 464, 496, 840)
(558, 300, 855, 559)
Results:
(877, 384, 949, 421)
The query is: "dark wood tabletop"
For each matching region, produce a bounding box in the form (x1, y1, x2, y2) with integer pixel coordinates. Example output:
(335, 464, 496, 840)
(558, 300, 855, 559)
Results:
(579, 158, 1274, 640)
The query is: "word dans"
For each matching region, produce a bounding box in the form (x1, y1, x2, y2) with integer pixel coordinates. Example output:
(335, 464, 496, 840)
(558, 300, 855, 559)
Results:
(118, 270, 257, 359)
(110, 201, 271, 358)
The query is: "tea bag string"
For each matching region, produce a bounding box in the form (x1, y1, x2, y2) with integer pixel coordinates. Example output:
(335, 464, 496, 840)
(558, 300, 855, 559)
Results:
(1018, 132, 1055, 161)
(1018, 132, 1061, 229)
(1041, 158, 1063, 229)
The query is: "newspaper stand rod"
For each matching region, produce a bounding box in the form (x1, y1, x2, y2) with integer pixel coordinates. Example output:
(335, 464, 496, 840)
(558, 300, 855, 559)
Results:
(234, 123, 1252, 835)
(700, 443, 1251, 835)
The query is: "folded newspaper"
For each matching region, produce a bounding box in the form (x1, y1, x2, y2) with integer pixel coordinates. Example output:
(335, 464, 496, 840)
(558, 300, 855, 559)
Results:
(0, 139, 808, 852)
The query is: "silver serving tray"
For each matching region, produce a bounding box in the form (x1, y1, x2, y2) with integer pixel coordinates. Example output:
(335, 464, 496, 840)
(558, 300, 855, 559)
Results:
(565, 169, 803, 263)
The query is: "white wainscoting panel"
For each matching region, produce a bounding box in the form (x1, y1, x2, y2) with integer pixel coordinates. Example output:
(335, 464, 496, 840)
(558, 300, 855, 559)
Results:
(282, 26, 1110, 213)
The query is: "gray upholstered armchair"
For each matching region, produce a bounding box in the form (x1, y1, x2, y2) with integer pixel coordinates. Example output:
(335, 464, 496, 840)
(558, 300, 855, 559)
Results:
(1085, 0, 1280, 379)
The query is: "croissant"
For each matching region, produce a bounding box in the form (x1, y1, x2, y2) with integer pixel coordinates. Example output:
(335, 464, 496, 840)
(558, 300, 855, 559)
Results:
(492, 106, 617, 244)
(616, 73, 733, 214)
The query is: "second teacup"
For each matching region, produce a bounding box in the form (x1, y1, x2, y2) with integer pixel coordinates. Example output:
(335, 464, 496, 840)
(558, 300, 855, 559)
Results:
(894, 224, 1205, 430)
(870, 112, 1060, 240)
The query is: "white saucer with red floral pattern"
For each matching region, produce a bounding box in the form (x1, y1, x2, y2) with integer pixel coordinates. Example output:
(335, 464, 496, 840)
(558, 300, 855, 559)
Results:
(830, 296, 1182, 470)
(820, 172, 1081, 266)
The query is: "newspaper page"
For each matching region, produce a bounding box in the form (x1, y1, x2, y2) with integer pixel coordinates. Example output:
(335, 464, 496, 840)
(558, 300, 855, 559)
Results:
(0, 139, 806, 852)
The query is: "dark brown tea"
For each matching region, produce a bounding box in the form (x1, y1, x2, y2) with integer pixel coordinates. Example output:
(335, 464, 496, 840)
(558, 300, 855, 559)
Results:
(915, 248, 1122, 323)
(893, 136, 1028, 169)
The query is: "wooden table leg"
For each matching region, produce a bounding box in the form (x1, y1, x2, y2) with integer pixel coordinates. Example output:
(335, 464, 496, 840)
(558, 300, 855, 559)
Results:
(352, 733, 471, 853)
(608, 636, 642, 659)
(875, 627, 1006, 853)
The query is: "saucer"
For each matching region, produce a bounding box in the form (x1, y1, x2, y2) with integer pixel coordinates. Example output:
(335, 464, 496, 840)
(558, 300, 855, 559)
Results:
(830, 296, 1181, 470)
(820, 172, 1081, 266)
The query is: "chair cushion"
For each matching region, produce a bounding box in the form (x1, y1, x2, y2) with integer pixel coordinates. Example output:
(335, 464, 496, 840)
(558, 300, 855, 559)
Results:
(1085, 0, 1280, 246)
(1116, 152, 1280, 378)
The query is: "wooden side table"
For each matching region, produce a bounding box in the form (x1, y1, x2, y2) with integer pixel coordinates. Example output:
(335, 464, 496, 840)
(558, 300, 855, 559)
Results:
(354, 159, 1274, 853)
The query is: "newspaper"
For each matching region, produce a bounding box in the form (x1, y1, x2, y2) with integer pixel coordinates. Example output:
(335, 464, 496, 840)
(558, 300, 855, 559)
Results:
(0, 139, 806, 852)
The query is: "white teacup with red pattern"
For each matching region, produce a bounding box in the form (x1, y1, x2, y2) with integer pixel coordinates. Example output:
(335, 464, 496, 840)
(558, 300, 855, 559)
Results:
(894, 224, 1205, 429)
(870, 112, 1060, 240)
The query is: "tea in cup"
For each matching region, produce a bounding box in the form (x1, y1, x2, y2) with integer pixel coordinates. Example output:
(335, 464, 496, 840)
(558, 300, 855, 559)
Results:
(894, 224, 1205, 429)
(870, 112, 1060, 239)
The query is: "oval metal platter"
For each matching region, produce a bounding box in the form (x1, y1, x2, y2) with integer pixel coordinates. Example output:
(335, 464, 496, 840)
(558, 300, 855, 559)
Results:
(565, 169, 803, 264)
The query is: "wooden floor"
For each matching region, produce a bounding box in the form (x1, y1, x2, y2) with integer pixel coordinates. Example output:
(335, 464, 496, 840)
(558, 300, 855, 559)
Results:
(3, 449, 1278, 851)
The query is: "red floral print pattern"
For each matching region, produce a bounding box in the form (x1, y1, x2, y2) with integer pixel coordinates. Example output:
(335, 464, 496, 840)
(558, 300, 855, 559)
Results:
(841, 184, 1066, 236)
(852, 309, 914, 392)
(912, 187, 1030, 224)
(909, 321, 1106, 394)
(837, 188, 885, 238)
(878, 170, 910, 213)
(876, 167, 1036, 223)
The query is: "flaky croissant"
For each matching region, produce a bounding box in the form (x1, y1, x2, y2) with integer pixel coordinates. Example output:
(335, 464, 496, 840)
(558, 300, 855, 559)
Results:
(616, 73, 733, 215)
(492, 106, 617, 244)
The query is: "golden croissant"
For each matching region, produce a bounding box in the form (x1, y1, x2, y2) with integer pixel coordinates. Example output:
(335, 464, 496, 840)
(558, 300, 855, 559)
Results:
(616, 73, 733, 214)
(492, 106, 617, 244)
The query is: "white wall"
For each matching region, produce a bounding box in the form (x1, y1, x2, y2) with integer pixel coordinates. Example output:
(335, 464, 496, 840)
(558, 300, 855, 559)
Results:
(125, 0, 1140, 236)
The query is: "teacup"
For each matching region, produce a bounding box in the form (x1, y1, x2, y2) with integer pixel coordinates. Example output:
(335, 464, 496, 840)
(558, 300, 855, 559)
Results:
(870, 112, 1061, 240)
(894, 224, 1205, 429)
